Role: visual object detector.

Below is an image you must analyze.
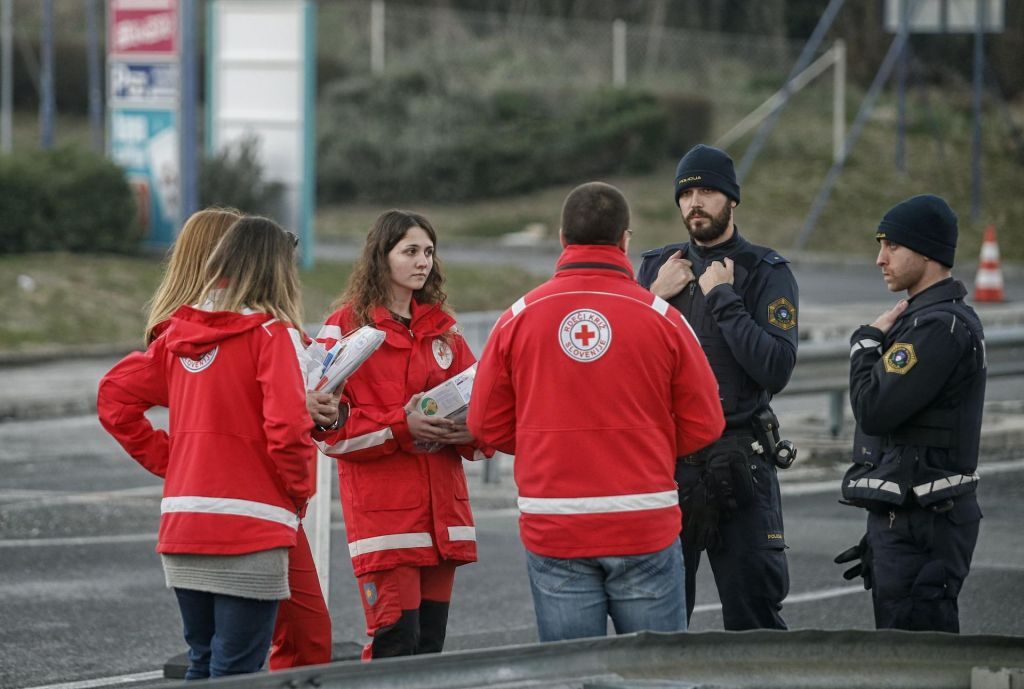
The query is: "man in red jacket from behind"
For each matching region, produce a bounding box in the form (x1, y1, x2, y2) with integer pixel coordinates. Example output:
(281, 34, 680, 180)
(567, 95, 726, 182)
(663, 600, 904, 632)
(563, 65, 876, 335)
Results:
(468, 181, 724, 641)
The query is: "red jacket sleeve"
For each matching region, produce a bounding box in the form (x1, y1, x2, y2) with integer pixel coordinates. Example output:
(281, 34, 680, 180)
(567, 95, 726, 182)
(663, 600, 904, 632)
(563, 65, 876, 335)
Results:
(670, 312, 725, 455)
(313, 311, 417, 461)
(467, 311, 517, 455)
(257, 324, 316, 509)
(96, 345, 170, 478)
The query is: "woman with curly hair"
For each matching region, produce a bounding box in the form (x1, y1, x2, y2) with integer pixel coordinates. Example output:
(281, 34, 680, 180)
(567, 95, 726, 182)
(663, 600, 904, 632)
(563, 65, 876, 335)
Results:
(315, 209, 490, 660)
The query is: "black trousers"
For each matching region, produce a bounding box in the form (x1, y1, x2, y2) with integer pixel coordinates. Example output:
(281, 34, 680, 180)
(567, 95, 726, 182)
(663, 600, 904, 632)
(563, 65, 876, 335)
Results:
(677, 449, 789, 630)
(867, 494, 981, 632)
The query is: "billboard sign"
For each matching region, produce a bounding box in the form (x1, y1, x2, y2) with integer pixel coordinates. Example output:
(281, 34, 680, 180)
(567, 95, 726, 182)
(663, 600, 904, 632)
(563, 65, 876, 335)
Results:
(110, 61, 179, 103)
(109, 108, 180, 246)
(884, 0, 1004, 33)
(109, 0, 178, 55)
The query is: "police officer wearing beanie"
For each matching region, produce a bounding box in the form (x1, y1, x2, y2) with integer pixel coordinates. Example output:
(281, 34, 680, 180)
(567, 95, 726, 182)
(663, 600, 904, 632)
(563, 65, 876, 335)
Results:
(637, 144, 797, 630)
(835, 195, 986, 632)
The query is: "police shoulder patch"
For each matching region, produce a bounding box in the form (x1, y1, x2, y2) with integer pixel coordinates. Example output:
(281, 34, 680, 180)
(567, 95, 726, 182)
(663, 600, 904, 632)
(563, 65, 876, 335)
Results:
(768, 297, 797, 331)
(883, 342, 918, 374)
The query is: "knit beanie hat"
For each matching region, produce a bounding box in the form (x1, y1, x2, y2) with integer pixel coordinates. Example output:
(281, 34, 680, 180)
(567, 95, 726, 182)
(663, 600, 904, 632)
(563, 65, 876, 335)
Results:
(673, 144, 741, 205)
(876, 195, 958, 267)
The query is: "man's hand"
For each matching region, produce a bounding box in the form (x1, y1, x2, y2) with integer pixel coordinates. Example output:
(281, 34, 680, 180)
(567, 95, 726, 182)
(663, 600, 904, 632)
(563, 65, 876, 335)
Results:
(834, 534, 873, 590)
(307, 391, 342, 428)
(698, 257, 734, 295)
(650, 250, 695, 300)
(870, 300, 909, 334)
(437, 422, 475, 446)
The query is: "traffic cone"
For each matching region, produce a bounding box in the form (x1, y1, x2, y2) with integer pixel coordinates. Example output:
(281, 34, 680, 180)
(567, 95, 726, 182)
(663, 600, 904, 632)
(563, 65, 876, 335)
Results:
(974, 225, 1005, 303)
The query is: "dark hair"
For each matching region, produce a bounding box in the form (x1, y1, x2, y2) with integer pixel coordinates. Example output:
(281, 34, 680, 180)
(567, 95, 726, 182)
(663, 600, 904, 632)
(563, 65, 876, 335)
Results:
(560, 182, 630, 246)
(335, 209, 450, 327)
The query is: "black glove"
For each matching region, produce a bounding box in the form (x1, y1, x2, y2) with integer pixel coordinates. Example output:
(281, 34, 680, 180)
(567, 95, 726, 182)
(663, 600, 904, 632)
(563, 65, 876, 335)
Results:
(705, 439, 753, 511)
(834, 534, 873, 590)
(681, 480, 721, 552)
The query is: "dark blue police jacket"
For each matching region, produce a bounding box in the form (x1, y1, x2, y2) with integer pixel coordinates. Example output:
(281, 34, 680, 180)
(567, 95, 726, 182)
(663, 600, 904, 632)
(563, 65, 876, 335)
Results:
(844, 278, 986, 510)
(637, 229, 799, 431)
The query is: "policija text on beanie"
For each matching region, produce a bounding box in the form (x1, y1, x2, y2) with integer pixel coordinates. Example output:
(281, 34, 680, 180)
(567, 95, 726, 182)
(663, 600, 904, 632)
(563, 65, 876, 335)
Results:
(876, 195, 958, 268)
(673, 144, 741, 205)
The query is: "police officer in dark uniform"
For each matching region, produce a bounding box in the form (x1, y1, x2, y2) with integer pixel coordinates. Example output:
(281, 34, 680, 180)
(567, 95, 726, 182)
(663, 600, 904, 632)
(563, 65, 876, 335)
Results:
(637, 144, 798, 630)
(835, 195, 985, 632)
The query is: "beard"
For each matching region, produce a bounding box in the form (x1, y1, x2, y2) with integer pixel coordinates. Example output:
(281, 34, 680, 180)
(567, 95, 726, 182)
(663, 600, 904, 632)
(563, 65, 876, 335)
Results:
(684, 205, 731, 244)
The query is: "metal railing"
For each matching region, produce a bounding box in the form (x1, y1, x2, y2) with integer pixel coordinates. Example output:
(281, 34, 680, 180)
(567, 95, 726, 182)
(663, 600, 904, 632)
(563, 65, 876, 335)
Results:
(457, 312, 1024, 440)
(206, 629, 1024, 689)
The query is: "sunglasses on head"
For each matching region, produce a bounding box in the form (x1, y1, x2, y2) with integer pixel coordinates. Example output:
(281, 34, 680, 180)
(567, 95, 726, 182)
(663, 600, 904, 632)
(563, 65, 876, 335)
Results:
(285, 231, 299, 248)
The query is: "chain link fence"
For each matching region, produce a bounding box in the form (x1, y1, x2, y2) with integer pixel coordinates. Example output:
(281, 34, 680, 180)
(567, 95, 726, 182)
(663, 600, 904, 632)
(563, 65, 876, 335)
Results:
(317, 0, 834, 139)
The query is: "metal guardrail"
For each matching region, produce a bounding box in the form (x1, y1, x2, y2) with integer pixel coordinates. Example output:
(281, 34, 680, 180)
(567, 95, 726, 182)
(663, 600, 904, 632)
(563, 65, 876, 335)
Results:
(196, 629, 1024, 689)
(457, 313, 1024, 440)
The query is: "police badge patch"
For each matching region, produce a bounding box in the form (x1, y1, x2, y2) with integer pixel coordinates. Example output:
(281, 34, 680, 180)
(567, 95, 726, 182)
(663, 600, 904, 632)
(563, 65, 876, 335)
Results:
(768, 298, 796, 331)
(883, 342, 918, 374)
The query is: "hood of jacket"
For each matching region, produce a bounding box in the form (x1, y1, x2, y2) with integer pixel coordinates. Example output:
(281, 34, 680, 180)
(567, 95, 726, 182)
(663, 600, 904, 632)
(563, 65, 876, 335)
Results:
(163, 305, 277, 358)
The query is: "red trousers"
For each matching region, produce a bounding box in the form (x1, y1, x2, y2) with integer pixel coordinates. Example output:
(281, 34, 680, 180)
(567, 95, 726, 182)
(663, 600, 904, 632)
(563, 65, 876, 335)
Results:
(269, 524, 332, 670)
(356, 561, 457, 660)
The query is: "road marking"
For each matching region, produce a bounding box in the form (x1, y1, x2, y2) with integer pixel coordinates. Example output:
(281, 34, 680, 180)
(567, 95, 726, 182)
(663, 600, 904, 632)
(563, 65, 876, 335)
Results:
(22, 670, 164, 689)
(0, 533, 158, 548)
(693, 584, 864, 614)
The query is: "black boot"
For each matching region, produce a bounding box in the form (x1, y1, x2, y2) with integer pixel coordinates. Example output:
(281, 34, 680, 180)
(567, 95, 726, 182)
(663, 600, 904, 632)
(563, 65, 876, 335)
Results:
(370, 609, 419, 658)
(416, 600, 450, 654)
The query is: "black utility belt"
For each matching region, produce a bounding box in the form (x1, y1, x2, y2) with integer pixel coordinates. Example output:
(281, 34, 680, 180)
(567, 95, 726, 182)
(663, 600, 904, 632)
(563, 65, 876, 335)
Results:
(679, 431, 756, 465)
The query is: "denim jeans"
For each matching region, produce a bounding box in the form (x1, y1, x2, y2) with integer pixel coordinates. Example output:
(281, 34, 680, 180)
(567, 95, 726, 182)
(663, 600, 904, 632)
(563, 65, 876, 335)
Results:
(174, 588, 279, 679)
(525, 539, 686, 642)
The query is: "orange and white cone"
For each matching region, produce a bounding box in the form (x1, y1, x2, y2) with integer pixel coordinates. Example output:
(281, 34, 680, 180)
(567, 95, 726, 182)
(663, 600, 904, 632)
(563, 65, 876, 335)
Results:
(974, 225, 1005, 303)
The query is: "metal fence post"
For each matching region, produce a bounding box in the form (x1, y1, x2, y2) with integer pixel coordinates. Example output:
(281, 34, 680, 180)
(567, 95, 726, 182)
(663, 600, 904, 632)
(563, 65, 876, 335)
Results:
(612, 18, 626, 87)
(0, 0, 12, 153)
(832, 39, 845, 162)
(85, 0, 103, 154)
(371, 0, 385, 75)
(39, 0, 54, 149)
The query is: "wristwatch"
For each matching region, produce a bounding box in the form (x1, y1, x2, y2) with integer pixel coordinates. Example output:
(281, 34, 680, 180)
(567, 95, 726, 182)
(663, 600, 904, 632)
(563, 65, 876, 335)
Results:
(316, 403, 349, 432)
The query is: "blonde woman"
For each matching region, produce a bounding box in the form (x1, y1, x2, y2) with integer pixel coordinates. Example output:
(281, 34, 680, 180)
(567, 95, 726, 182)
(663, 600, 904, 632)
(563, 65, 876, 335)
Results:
(143, 208, 335, 669)
(99, 217, 317, 678)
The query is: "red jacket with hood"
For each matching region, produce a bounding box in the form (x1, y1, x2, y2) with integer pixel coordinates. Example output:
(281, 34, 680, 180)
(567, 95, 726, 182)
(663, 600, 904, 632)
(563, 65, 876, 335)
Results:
(314, 300, 487, 577)
(97, 305, 315, 555)
(467, 244, 724, 558)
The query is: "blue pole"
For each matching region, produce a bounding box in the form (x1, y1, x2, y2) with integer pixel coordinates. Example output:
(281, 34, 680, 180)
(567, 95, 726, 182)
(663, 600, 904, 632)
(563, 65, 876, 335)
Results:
(796, 25, 912, 250)
(85, 0, 103, 153)
(971, 0, 985, 221)
(895, 0, 908, 173)
(180, 0, 198, 223)
(735, 0, 846, 184)
(301, 0, 316, 271)
(39, 0, 54, 149)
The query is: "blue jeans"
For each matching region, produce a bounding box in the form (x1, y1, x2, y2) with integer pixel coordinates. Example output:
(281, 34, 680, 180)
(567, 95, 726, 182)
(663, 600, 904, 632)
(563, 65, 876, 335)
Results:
(174, 588, 279, 679)
(526, 539, 686, 642)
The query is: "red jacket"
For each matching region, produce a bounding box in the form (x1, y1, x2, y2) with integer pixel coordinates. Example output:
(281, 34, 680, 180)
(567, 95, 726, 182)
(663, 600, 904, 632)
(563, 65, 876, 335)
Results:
(314, 301, 487, 577)
(97, 306, 316, 555)
(467, 244, 724, 558)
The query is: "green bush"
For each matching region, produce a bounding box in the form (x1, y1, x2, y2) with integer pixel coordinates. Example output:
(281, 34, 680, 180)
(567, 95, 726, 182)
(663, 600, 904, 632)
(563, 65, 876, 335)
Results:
(200, 135, 284, 216)
(317, 70, 709, 203)
(0, 148, 138, 254)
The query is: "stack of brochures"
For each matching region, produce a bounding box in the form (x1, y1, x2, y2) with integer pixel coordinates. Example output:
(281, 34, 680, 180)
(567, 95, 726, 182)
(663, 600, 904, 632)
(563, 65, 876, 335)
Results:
(418, 363, 476, 422)
(303, 326, 385, 393)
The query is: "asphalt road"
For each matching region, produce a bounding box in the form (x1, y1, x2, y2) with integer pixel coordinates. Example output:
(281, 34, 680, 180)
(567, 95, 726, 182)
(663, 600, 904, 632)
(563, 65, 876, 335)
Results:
(2, 413, 1024, 689)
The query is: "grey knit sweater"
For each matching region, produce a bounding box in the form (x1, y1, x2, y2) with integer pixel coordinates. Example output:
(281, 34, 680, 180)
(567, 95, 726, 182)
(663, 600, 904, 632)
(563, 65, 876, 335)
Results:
(162, 548, 290, 600)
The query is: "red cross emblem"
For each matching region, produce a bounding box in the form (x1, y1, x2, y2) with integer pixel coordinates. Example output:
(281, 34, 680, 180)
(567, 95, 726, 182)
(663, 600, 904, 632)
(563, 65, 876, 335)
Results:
(559, 309, 612, 362)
